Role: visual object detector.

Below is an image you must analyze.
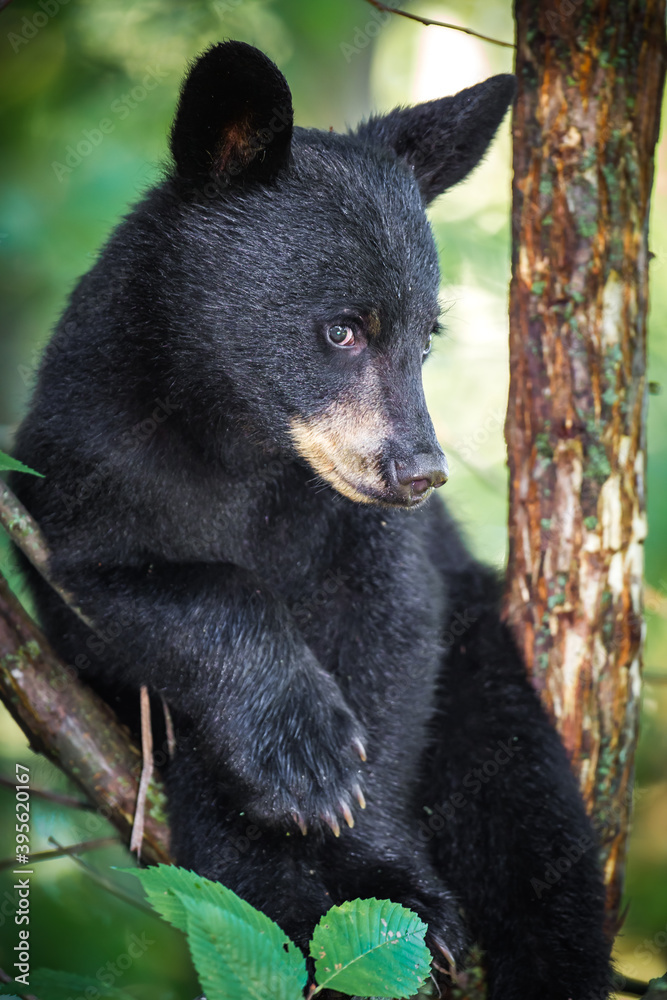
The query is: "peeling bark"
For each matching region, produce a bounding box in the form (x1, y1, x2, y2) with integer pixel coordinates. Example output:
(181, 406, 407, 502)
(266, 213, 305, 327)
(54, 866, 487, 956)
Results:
(506, 0, 666, 930)
(0, 571, 171, 864)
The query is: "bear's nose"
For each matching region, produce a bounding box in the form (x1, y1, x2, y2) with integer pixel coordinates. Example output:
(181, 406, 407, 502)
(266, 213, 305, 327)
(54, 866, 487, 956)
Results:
(410, 476, 437, 497)
(393, 454, 449, 501)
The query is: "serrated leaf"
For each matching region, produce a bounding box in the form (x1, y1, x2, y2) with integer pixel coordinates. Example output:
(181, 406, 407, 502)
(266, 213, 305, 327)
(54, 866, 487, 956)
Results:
(0, 449, 43, 477)
(0, 968, 134, 998)
(120, 866, 306, 1000)
(122, 865, 302, 975)
(310, 898, 431, 999)
(181, 895, 306, 1000)
(120, 864, 216, 933)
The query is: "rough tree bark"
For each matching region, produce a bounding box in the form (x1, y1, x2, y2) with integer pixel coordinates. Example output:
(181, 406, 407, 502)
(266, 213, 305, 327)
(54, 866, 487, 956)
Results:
(506, 0, 666, 933)
(0, 481, 171, 863)
(0, 571, 171, 864)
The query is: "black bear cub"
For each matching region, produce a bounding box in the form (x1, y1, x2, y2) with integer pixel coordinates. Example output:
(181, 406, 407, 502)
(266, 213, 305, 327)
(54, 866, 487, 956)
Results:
(12, 42, 611, 999)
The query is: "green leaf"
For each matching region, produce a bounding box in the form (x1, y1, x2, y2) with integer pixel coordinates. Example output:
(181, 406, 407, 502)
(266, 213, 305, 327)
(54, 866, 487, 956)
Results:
(0, 968, 134, 998)
(120, 864, 210, 933)
(122, 866, 301, 957)
(180, 895, 306, 1000)
(0, 449, 43, 477)
(121, 866, 306, 1000)
(310, 898, 431, 999)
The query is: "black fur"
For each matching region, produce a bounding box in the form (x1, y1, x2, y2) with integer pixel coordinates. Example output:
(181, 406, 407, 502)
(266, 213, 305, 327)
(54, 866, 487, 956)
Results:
(356, 73, 517, 203)
(170, 41, 293, 183)
(10, 42, 611, 999)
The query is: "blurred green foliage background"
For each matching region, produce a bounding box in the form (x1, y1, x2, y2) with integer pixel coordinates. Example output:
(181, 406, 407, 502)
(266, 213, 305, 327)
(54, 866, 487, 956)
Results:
(0, 1, 665, 995)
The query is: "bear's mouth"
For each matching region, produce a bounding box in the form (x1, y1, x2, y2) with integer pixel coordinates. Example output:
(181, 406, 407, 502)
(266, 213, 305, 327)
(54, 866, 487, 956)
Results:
(289, 408, 443, 509)
(333, 470, 434, 509)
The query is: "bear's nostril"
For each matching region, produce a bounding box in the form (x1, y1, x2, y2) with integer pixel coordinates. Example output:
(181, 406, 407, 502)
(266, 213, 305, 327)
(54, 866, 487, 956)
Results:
(393, 454, 449, 501)
(410, 477, 432, 496)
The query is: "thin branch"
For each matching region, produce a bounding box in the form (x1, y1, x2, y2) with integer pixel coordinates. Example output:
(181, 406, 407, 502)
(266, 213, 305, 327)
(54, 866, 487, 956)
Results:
(162, 695, 176, 759)
(48, 837, 160, 919)
(130, 685, 153, 857)
(0, 481, 96, 632)
(363, 0, 515, 49)
(0, 774, 94, 810)
(0, 836, 117, 872)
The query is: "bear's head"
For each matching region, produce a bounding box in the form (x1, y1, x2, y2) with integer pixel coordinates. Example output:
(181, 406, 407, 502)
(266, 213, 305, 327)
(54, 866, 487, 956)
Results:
(167, 42, 515, 509)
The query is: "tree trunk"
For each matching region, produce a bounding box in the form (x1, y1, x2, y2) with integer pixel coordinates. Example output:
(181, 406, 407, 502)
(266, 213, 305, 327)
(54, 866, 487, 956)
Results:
(506, 0, 666, 934)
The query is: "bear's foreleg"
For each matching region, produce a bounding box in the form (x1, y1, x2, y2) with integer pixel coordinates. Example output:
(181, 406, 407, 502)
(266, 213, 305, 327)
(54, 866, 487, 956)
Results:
(50, 559, 367, 835)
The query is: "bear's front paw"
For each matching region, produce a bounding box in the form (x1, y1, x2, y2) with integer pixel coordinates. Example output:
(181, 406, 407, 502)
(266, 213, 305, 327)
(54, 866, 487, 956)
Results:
(245, 699, 368, 837)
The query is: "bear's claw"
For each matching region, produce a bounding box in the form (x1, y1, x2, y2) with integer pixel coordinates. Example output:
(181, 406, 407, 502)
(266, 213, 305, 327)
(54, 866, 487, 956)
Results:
(340, 801, 354, 829)
(322, 813, 341, 837)
(429, 934, 457, 977)
(354, 784, 366, 809)
(292, 812, 308, 836)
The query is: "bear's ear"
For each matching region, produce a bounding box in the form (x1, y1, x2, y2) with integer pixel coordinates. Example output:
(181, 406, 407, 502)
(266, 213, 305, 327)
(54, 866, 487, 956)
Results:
(170, 41, 293, 184)
(355, 74, 516, 204)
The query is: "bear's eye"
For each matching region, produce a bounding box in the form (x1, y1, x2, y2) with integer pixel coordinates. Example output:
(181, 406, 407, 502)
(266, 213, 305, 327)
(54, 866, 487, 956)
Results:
(327, 325, 356, 348)
(423, 332, 433, 357)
